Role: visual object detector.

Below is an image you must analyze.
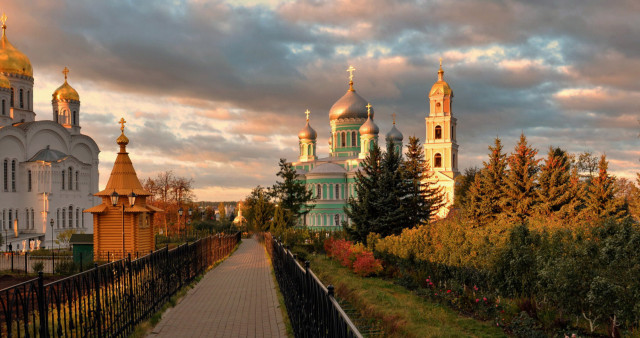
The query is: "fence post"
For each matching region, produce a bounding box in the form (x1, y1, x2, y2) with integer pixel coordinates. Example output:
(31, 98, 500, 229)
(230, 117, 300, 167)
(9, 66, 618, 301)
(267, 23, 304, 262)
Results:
(79, 252, 82, 272)
(25, 252, 28, 273)
(11, 250, 13, 272)
(127, 253, 135, 328)
(37, 271, 48, 337)
(94, 263, 103, 338)
(52, 251, 55, 274)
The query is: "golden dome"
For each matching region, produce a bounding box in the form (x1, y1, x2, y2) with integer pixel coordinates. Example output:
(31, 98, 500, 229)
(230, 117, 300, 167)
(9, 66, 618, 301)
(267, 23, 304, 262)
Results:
(0, 72, 10, 89)
(53, 67, 80, 101)
(429, 64, 453, 96)
(298, 110, 317, 140)
(359, 106, 379, 135)
(0, 17, 33, 77)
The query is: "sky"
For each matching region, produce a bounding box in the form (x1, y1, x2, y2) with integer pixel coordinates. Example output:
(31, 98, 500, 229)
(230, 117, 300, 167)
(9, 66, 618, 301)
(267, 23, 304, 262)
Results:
(4, 0, 639, 201)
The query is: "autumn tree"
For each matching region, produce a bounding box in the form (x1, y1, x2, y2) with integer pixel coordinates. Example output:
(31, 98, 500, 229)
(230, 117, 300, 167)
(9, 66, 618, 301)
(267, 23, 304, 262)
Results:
(502, 134, 540, 223)
(583, 155, 627, 220)
(576, 151, 599, 179)
(243, 186, 275, 232)
(143, 170, 195, 234)
(453, 166, 480, 210)
(401, 136, 443, 228)
(271, 158, 315, 227)
(464, 138, 507, 225)
(536, 147, 573, 216)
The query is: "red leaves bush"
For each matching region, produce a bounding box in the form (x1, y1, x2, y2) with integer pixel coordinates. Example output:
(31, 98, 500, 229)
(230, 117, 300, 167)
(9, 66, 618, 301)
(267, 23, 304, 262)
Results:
(324, 238, 383, 277)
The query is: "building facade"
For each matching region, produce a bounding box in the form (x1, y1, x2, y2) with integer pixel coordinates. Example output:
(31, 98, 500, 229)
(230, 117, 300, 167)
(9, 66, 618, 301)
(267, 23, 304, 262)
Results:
(291, 63, 459, 228)
(0, 16, 100, 249)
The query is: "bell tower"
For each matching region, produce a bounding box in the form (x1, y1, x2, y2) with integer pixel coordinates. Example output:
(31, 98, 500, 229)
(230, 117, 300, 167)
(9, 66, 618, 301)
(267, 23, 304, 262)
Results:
(424, 60, 459, 217)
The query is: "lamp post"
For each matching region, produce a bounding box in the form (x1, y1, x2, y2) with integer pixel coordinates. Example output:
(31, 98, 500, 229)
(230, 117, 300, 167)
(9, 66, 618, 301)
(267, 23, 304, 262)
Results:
(49, 219, 54, 250)
(112, 191, 136, 259)
(178, 207, 184, 239)
(188, 208, 192, 236)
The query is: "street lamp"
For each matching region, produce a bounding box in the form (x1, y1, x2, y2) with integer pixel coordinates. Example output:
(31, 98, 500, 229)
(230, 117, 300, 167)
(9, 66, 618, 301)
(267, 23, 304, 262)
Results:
(178, 207, 184, 236)
(111, 191, 136, 258)
(49, 218, 54, 250)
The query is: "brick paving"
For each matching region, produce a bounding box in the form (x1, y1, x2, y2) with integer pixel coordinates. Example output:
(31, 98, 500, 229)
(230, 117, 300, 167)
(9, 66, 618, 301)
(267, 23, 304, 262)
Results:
(149, 238, 287, 338)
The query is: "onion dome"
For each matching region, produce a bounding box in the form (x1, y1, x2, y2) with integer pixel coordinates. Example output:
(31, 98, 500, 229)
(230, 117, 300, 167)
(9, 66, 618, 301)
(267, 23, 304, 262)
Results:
(298, 109, 317, 140)
(0, 72, 10, 89)
(52, 67, 80, 101)
(329, 65, 372, 121)
(359, 104, 379, 135)
(429, 59, 452, 96)
(385, 114, 403, 142)
(0, 15, 33, 77)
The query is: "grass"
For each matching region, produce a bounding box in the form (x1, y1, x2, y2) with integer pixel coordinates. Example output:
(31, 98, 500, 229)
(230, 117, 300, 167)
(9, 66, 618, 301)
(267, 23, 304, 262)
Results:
(264, 246, 294, 338)
(128, 241, 241, 338)
(310, 254, 507, 338)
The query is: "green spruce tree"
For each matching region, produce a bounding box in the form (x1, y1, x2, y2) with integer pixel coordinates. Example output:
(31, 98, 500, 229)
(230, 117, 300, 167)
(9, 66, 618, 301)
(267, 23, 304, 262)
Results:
(584, 155, 627, 220)
(374, 140, 409, 236)
(345, 143, 383, 243)
(559, 166, 585, 219)
(244, 186, 275, 231)
(401, 136, 444, 228)
(464, 138, 507, 225)
(502, 133, 539, 223)
(271, 158, 315, 227)
(536, 147, 572, 215)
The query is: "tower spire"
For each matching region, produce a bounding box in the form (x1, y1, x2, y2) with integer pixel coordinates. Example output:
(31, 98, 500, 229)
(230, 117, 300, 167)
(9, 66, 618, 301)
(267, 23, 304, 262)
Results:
(438, 57, 444, 81)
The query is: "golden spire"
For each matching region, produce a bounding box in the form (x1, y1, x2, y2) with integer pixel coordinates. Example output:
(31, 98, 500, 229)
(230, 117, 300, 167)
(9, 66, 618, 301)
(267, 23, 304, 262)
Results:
(347, 65, 355, 91)
(1, 13, 6, 32)
(62, 66, 69, 82)
(366, 103, 372, 117)
(116, 117, 129, 151)
(438, 57, 444, 81)
(305, 109, 310, 122)
(392, 113, 396, 125)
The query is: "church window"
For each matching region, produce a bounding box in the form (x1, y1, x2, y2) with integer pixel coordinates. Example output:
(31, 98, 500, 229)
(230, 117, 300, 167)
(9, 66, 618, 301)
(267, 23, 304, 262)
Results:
(68, 206, 73, 228)
(341, 132, 346, 147)
(76, 208, 79, 228)
(55, 110, 58, 123)
(19, 89, 23, 109)
(435, 126, 442, 139)
(73, 111, 77, 125)
(3, 159, 7, 191)
(453, 154, 456, 168)
(323, 214, 327, 226)
(62, 171, 65, 190)
(335, 184, 340, 199)
(11, 159, 15, 192)
(2, 210, 4, 230)
(31, 209, 34, 229)
(1, 99, 4, 115)
(10, 87, 13, 107)
(28, 170, 32, 191)
(68, 167, 73, 190)
(436, 102, 442, 113)
(335, 214, 340, 226)
(8, 210, 12, 230)
(351, 132, 356, 147)
(317, 184, 321, 199)
(62, 208, 66, 228)
(323, 185, 327, 200)
(27, 91, 30, 110)
(76, 171, 79, 190)
(434, 153, 442, 168)
(25, 208, 29, 229)
(307, 144, 312, 156)
(82, 209, 85, 228)
(57, 209, 60, 228)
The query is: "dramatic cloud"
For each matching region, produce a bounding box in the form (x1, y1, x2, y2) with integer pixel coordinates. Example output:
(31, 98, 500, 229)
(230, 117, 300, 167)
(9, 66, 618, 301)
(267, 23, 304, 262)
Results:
(6, 0, 639, 200)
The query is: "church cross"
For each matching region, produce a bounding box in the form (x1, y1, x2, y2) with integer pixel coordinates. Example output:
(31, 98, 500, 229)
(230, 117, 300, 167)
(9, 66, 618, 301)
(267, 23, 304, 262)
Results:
(366, 103, 372, 117)
(346, 65, 356, 82)
(1, 14, 7, 28)
(62, 67, 69, 81)
(439, 57, 442, 67)
(118, 117, 126, 132)
(305, 109, 310, 121)
(392, 113, 396, 125)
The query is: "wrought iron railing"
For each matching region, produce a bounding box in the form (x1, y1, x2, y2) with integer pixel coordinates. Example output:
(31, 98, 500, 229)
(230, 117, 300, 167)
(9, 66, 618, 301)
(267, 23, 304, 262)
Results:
(266, 233, 362, 338)
(0, 232, 241, 337)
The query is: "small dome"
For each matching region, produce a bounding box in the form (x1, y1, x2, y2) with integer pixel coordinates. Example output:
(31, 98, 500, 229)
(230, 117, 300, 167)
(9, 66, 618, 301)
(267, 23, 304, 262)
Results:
(0, 22, 33, 77)
(28, 146, 68, 162)
(0, 72, 10, 89)
(359, 115, 379, 135)
(53, 80, 80, 101)
(309, 163, 347, 174)
(298, 121, 317, 140)
(429, 65, 453, 97)
(386, 124, 403, 142)
(329, 89, 372, 121)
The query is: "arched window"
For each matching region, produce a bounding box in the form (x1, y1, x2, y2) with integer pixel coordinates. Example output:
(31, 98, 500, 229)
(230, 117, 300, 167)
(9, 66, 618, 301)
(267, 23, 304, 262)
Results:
(335, 214, 340, 226)
(54, 110, 58, 123)
(62, 208, 66, 228)
(69, 206, 73, 228)
(76, 208, 79, 228)
(68, 167, 73, 190)
(2, 210, 5, 230)
(435, 125, 442, 139)
(10, 87, 13, 107)
(11, 159, 15, 192)
(27, 90, 30, 110)
(8, 210, 12, 230)
(317, 184, 321, 199)
(61, 170, 65, 190)
(435, 102, 442, 113)
(31, 209, 34, 229)
(25, 208, 29, 230)
(75, 171, 79, 190)
(453, 154, 456, 168)
(341, 132, 346, 147)
(3, 159, 7, 191)
(307, 144, 312, 156)
(19, 89, 23, 108)
(57, 209, 60, 228)
(73, 111, 77, 125)
(351, 132, 356, 147)
(1, 99, 4, 115)
(335, 184, 340, 199)
(81, 209, 85, 228)
(434, 153, 442, 168)
(28, 170, 32, 192)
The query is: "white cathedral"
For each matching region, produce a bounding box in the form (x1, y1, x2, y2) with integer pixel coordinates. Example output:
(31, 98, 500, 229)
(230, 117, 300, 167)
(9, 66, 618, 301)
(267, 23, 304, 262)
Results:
(0, 16, 100, 250)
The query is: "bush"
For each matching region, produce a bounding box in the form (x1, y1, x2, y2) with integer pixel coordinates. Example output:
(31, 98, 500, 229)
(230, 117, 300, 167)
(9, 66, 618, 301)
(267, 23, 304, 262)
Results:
(352, 250, 383, 277)
(32, 261, 44, 273)
(54, 260, 77, 275)
(324, 237, 383, 277)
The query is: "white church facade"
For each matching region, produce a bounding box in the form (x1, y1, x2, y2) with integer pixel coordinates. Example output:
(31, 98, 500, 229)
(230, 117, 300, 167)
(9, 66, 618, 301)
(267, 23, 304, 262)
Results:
(0, 16, 100, 250)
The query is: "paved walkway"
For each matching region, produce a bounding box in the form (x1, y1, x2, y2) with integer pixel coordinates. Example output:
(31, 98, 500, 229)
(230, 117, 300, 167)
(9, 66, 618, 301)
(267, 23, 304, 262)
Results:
(149, 238, 287, 338)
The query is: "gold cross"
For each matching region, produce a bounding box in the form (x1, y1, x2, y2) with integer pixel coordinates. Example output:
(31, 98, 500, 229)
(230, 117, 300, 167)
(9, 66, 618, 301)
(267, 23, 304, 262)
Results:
(1, 14, 7, 27)
(392, 113, 396, 125)
(366, 103, 372, 117)
(118, 117, 126, 132)
(305, 109, 310, 121)
(439, 57, 443, 68)
(62, 67, 69, 81)
(346, 65, 355, 82)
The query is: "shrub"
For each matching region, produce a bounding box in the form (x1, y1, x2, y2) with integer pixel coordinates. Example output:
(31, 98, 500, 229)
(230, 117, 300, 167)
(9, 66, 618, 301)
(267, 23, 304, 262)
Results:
(352, 250, 383, 277)
(54, 260, 77, 275)
(32, 261, 44, 273)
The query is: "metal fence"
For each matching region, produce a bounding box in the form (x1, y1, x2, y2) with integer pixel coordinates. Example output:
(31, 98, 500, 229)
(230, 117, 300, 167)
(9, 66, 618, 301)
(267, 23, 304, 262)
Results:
(0, 252, 74, 274)
(0, 232, 240, 337)
(266, 233, 362, 338)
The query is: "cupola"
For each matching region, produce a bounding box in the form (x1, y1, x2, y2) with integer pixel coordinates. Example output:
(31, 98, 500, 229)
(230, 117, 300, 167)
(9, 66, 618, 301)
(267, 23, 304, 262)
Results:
(0, 14, 33, 78)
(329, 65, 372, 121)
